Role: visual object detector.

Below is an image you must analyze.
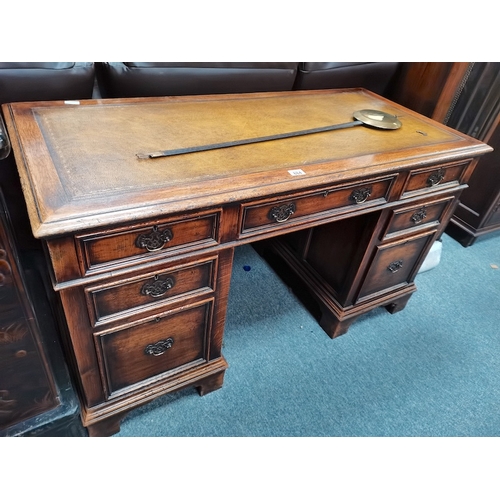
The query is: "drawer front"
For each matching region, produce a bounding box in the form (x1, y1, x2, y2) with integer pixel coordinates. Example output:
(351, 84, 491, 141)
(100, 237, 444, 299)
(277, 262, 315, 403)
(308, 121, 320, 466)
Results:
(402, 161, 468, 197)
(77, 212, 219, 275)
(99, 300, 212, 395)
(384, 196, 454, 239)
(357, 231, 435, 301)
(86, 258, 216, 326)
(240, 176, 395, 235)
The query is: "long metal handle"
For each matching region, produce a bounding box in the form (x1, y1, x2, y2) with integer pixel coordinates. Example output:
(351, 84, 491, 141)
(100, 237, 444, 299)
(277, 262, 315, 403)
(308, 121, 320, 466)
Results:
(136, 120, 363, 159)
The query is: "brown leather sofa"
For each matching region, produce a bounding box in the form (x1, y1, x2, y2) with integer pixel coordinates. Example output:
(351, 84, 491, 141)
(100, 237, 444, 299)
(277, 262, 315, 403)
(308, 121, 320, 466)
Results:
(95, 62, 401, 98)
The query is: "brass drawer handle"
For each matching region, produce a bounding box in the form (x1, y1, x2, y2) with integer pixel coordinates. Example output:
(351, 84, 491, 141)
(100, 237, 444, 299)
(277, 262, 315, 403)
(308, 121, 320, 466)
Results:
(141, 275, 176, 298)
(268, 202, 296, 223)
(411, 207, 427, 224)
(135, 225, 173, 252)
(350, 187, 372, 204)
(144, 337, 174, 356)
(427, 168, 445, 187)
(387, 260, 403, 273)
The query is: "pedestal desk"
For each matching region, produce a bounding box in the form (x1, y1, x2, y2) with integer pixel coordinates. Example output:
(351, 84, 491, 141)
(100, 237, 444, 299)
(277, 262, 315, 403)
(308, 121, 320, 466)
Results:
(2, 89, 491, 436)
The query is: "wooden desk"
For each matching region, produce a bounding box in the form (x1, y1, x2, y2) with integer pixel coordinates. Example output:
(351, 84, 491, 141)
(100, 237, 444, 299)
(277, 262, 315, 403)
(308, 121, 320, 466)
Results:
(3, 89, 491, 436)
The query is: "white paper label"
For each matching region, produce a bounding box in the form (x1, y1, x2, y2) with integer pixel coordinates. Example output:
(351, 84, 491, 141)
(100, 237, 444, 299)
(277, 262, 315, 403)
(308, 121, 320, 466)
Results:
(288, 169, 306, 176)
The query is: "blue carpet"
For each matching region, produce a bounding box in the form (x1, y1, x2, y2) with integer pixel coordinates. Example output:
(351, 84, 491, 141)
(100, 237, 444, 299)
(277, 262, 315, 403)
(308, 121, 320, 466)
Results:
(116, 232, 500, 437)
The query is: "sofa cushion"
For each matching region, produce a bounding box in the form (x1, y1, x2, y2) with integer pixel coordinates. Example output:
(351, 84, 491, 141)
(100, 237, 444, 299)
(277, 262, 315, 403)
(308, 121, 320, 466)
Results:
(95, 62, 299, 98)
(293, 62, 400, 97)
(0, 62, 95, 105)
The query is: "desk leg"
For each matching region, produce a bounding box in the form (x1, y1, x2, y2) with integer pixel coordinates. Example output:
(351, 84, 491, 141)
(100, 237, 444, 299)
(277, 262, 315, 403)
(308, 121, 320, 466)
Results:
(196, 370, 226, 396)
(86, 413, 124, 437)
(318, 309, 356, 338)
(384, 293, 412, 314)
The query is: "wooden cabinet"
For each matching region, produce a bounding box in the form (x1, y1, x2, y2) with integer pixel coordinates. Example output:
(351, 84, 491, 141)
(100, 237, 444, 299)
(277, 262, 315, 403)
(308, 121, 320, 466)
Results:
(0, 191, 59, 431)
(3, 89, 490, 435)
(443, 63, 500, 246)
(389, 62, 472, 121)
(389, 62, 500, 246)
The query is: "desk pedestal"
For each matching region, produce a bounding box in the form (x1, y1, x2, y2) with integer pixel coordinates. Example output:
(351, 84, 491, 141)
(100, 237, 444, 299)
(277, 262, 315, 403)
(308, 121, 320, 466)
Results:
(3, 89, 491, 436)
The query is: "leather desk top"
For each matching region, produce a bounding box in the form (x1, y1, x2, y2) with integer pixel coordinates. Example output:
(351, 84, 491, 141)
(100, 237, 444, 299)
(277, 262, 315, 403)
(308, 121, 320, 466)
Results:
(2, 89, 491, 238)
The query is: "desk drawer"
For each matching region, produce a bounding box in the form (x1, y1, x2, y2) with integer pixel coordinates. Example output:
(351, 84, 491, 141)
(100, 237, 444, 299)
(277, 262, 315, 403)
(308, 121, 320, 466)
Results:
(402, 161, 468, 197)
(241, 176, 395, 235)
(383, 196, 454, 239)
(357, 231, 435, 301)
(99, 300, 212, 396)
(77, 211, 219, 275)
(86, 257, 216, 326)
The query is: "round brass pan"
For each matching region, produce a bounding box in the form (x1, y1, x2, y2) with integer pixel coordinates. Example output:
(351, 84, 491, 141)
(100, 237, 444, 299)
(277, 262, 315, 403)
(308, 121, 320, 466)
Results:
(353, 109, 402, 130)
